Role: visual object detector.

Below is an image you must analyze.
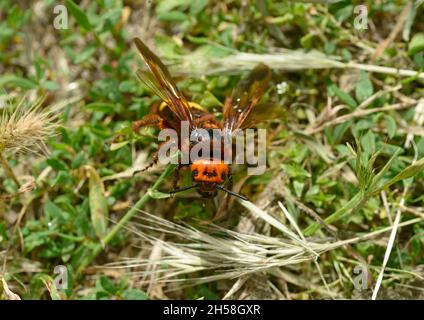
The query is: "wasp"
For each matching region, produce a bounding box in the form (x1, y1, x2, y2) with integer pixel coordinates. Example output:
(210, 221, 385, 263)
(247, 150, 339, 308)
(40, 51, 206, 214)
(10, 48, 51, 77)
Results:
(131, 37, 271, 202)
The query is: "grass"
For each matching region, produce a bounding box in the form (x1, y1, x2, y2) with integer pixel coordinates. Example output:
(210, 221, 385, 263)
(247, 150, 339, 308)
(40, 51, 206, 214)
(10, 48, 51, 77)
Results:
(0, 0, 424, 300)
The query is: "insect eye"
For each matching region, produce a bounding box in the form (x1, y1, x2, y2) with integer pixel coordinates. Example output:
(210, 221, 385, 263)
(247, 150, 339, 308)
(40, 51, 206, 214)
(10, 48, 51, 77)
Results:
(192, 169, 198, 176)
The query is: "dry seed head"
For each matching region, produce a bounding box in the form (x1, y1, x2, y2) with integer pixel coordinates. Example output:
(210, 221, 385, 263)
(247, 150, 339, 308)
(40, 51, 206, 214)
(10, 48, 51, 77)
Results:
(0, 97, 58, 155)
(104, 203, 424, 291)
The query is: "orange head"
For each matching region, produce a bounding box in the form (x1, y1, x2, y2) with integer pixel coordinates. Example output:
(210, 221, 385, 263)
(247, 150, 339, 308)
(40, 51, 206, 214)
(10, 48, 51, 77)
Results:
(190, 159, 229, 197)
(190, 159, 229, 184)
(171, 159, 247, 200)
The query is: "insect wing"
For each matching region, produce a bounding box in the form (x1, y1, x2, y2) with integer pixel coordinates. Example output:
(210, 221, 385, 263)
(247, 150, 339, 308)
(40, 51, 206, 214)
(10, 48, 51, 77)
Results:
(240, 101, 285, 129)
(223, 63, 271, 134)
(134, 38, 193, 126)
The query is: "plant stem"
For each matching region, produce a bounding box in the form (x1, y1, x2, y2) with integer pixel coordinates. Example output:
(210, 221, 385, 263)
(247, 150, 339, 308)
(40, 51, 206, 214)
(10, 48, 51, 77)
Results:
(103, 164, 175, 245)
(75, 164, 175, 275)
(0, 153, 20, 187)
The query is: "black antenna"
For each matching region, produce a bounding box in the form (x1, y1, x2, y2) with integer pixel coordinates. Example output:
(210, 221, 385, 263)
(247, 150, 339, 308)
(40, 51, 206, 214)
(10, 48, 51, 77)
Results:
(215, 185, 248, 201)
(171, 184, 198, 194)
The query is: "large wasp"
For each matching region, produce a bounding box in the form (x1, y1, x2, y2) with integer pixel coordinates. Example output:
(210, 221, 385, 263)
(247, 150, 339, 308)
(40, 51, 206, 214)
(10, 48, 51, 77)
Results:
(132, 38, 271, 202)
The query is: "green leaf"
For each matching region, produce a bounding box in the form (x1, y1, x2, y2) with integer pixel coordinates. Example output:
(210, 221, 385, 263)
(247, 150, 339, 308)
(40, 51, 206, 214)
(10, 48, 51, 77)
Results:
(403, 3, 417, 41)
(304, 192, 362, 236)
(408, 33, 424, 56)
(325, 121, 351, 145)
(148, 188, 171, 199)
(85, 102, 116, 113)
(44, 200, 67, 222)
(384, 115, 397, 139)
(46, 158, 69, 171)
(155, 35, 183, 59)
(87, 166, 109, 240)
(38, 275, 62, 300)
(41, 80, 60, 91)
(375, 157, 424, 193)
(190, 0, 208, 15)
(369, 148, 402, 192)
(199, 91, 222, 108)
(360, 130, 376, 154)
(328, 83, 358, 109)
(187, 43, 232, 59)
(101, 7, 122, 32)
(110, 140, 129, 151)
(156, 0, 191, 14)
(99, 276, 116, 295)
(65, 0, 92, 31)
(293, 180, 304, 198)
(355, 71, 374, 103)
(0, 75, 37, 89)
(122, 289, 148, 300)
(332, 4, 353, 22)
(300, 33, 315, 49)
(74, 45, 97, 64)
(281, 164, 311, 178)
(414, 52, 424, 69)
(71, 152, 86, 169)
(118, 80, 137, 93)
(158, 11, 187, 22)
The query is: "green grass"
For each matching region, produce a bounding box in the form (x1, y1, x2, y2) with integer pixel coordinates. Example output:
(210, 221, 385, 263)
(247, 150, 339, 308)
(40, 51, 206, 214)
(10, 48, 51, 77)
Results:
(0, 0, 423, 300)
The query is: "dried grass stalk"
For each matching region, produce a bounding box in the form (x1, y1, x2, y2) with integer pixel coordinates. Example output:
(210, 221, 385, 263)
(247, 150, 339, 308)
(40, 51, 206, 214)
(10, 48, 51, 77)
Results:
(172, 50, 424, 80)
(104, 200, 423, 290)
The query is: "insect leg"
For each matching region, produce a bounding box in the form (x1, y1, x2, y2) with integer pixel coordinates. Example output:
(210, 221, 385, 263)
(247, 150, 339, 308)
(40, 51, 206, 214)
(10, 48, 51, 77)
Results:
(132, 151, 159, 176)
(213, 172, 233, 221)
(172, 165, 180, 189)
(132, 113, 163, 133)
(170, 183, 198, 196)
(172, 163, 190, 189)
(227, 171, 233, 190)
(222, 172, 233, 212)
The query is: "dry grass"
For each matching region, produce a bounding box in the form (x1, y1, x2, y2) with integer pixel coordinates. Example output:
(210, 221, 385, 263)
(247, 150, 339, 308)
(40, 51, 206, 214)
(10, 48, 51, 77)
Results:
(103, 199, 424, 298)
(172, 49, 424, 80)
(0, 97, 58, 155)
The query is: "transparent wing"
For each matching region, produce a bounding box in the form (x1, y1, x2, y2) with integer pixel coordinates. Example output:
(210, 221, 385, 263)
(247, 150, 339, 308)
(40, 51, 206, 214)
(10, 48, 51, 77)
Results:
(223, 63, 271, 134)
(241, 101, 285, 129)
(134, 37, 193, 126)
